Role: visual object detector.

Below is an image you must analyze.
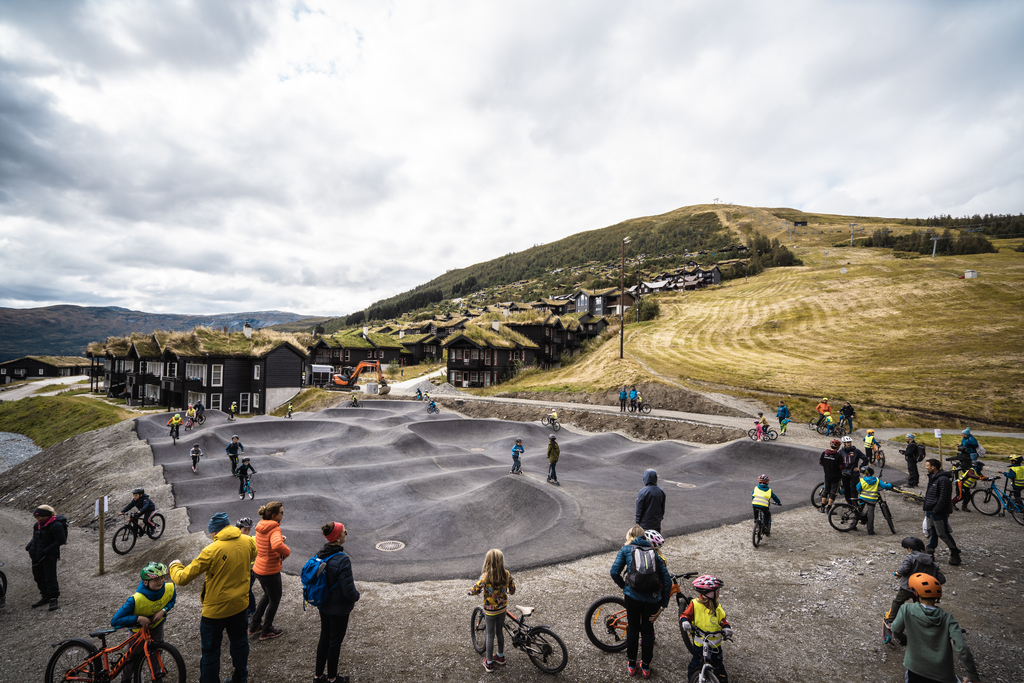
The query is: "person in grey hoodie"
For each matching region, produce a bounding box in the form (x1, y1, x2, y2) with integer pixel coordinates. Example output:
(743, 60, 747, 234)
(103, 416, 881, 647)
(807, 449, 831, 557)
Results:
(635, 469, 666, 532)
(885, 537, 946, 643)
(891, 573, 980, 683)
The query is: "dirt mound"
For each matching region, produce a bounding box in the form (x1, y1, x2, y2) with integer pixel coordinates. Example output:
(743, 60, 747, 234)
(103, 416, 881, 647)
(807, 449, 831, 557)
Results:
(447, 399, 745, 444)
(496, 382, 750, 418)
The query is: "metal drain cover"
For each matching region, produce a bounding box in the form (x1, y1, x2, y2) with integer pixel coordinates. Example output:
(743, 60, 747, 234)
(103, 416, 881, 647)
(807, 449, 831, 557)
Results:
(375, 540, 405, 552)
(471, 448, 485, 452)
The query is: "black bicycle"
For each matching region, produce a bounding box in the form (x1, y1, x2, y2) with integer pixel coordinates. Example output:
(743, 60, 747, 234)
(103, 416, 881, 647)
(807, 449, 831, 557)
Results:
(747, 427, 779, 441)
(0, 562, 7, 609)
(584, 571, 699, 652)
(348, 398, 362, 408)
(112, 512, 165, 555)
(541, 415, 561, 431)
(812, 481, 848, 508)
(828, 492, 895, 534)
(471, 605, 567, 674)
(815, 422, 846, 437)
(752, 502, 779, 547)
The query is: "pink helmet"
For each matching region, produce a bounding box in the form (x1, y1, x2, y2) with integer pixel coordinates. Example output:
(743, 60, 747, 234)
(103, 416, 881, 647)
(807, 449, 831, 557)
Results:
(692, 575, 724, 593)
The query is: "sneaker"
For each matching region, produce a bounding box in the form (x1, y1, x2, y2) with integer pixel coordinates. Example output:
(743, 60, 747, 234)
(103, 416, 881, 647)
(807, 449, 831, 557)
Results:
(192, 466, 197, 473)
(248, 623, 262, 635)
(49, 598, 60, 611)
(32, 597, 49, 609)
(493, 654, 505, 665)
(259, 627, 283, 641)
(482, 658, 495, 673)
(640, 663, 652, 679)
(626, 660, 638, 676)
(239, 493, 244, 500)
(818, 506, 827, 513)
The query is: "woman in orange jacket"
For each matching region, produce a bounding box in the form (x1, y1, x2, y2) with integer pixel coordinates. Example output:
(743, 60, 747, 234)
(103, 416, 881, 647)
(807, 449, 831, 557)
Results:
(250, 501, 291, 641)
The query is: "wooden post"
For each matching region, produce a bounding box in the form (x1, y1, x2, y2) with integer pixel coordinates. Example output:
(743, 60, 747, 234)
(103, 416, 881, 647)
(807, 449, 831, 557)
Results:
(97, 497, 106, 576)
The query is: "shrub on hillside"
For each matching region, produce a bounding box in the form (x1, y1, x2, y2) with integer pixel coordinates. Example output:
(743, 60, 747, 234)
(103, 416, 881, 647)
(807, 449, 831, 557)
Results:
(862, 228, 997, 256)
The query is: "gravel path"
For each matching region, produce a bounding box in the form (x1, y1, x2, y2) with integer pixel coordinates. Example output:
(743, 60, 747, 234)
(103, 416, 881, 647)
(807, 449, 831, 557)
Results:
(0, 431, 41, 473)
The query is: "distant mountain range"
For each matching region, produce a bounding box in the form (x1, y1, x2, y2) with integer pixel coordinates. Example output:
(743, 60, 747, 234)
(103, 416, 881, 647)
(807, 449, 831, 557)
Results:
(0, 305, 321, 362)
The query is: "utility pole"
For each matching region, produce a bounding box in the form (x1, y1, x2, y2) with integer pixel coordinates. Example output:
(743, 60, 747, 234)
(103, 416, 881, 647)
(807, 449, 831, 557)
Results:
(849, 222, 859, 247)
(823, 251, 829, 268)
(931, 236, 940, 257)
(620, 236, 631, 359)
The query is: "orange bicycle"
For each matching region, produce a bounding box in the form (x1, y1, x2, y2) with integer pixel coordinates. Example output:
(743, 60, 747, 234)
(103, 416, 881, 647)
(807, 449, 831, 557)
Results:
(45, 625, 185, 682)
(584, 571, 699, 652)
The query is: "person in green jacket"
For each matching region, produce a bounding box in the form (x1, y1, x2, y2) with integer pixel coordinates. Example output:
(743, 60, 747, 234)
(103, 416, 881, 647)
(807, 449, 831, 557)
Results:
(546, 434, 560, 486)
(891, 573, 981, 683)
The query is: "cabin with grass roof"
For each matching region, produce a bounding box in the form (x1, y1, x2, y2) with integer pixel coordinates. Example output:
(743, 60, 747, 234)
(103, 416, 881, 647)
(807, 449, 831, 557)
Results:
(88, 327, 309, 414)
(471, 310, 572, 370)
(0, 355, 93, 384)
(442, 322, 538, 388)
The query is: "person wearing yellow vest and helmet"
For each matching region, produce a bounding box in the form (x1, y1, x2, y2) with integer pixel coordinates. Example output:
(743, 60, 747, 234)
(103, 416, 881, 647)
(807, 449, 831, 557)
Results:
(855, 466, 894, 535)
(1004, 455, 1024, 504)
(110, 562, 176, 682)
(679, 575, 732, 682)
(166, 413, 183, 440)
(863, 429, 880, 463)
(951, 459, 988, 512)
(751, 474, 781, 536)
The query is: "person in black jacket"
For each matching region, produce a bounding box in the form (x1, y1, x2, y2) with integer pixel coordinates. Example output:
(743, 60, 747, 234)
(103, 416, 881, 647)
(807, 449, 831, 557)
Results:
(26, 505, 67, 611)
(839, 402, 856, 432)
(819, 439, 844, 512)
(635, 469, 666, 532)
(121, 488, 156, 533)
(923, 459, 961, 566)
(899, 434, 924, 487)
(837, 436, 868, 504)
(314, 521, 360, 683)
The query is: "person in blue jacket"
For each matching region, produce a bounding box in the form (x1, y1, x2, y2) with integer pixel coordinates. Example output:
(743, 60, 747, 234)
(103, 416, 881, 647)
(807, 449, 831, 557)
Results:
(619, 387, 628, 412)
(628, 386, 638, 411)
(959, 428, 980, 463)
(610, 525, 673, 679)
(775, 401, 790, 427)
(111, 562, 177, 681)
(510, 438, 524, 475)
(635, 469, 666, 533)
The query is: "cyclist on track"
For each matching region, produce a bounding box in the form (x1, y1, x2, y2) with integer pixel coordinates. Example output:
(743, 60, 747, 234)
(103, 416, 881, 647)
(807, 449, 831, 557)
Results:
(415, 388, 423, 401)
(863, 429, 881, 463)
(751, 474, 780, 535)
(1004, 455, 1024, 503)
(193, 400, 205, 422)
(189, 444, 203, 473)
(819, 439, 844, 513)
(548, 409, 559, 424)
(235, 457, 256, 499)
(839, 402, 856, 432)
(679, 576, 732, 683)
(226, 435, 244, 474)
(111, 562, 177, 680)
(350, 394, 359, 407)
(815, 398, 832, 427)
(838, 436, 868, 504)
(186, 404, 196, 422)
(121, 488, 156, 534)
(958, 428, 980, 463)
(428, 398, 438, 413)
(853, 466, 893, 534)
(167, 413, 183, 439)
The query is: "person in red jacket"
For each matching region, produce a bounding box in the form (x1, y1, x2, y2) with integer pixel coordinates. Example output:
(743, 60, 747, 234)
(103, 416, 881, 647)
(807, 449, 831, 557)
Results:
(250, 501, 291, 640)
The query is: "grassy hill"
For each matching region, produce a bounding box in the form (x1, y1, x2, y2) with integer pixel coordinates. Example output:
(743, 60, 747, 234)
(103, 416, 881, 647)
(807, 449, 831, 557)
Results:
(490, 235, 1024, 427)
(0, 396, 135, 448)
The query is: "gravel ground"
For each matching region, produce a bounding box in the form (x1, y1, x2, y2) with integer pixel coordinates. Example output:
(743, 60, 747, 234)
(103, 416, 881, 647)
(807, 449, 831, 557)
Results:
(0, 421, 1021, 683)
(0, 431, 40, 473)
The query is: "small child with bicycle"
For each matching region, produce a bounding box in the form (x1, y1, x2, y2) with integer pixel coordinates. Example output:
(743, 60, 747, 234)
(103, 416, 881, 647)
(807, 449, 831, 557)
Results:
(679, 575, 732, 683)
(883, 537, 945, 645)
(468, 549, 516, 673)
(751, 474, 780, 534)
(1005, 455, 1024, 502)
(121, 488, 156, 533)
(235, 457, 256, 499)
(110, 562, 176, 682)
(189, 444, 203, 473)
(855, 466, 893, 535)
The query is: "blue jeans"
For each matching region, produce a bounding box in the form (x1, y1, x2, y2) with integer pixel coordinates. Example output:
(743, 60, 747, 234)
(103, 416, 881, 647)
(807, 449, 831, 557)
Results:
(548, 462, 557, 480)
(199, 608, 249, 683)
(511, 456, 521, 473)
(840, 416, 853, 431)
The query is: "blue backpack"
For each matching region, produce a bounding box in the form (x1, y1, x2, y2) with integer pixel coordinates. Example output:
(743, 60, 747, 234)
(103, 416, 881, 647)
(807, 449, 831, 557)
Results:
(301, 552, 343, 609)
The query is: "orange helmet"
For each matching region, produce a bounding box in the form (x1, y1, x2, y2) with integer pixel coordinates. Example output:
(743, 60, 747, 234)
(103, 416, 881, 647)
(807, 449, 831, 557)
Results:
(908, 573, 943, 600)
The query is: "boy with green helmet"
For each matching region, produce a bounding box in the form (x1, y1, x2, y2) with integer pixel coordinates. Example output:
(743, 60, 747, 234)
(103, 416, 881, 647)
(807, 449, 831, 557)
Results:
(110, 562, 176, 680)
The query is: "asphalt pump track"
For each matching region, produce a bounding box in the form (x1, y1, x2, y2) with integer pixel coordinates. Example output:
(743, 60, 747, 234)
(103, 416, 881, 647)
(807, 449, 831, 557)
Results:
(138, 402, 881, 583)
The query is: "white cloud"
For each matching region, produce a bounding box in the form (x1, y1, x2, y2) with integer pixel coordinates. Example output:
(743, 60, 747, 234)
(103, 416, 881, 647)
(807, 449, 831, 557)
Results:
(0, 0, 1021, 315)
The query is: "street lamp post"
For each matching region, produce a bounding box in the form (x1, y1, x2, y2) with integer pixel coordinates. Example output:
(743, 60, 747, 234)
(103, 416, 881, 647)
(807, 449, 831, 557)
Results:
(620, 236, 631, 359)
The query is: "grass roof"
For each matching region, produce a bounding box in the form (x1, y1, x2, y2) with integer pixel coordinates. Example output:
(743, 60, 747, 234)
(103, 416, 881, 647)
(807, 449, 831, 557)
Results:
(471, 310, 559, 326)
(1, 355, 92, 367)
(89, 327, 309, 359)
(442, 323, 538, 349)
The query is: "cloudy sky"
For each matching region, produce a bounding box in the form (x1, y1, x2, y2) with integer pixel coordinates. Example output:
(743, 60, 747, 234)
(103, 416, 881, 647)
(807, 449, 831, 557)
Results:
(0, 0, 1021, 316)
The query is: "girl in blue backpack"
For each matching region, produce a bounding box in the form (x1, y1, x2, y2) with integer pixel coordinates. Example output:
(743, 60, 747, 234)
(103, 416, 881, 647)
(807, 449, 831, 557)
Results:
(312, 522, 359, 683)
(610, 524, 672, 679)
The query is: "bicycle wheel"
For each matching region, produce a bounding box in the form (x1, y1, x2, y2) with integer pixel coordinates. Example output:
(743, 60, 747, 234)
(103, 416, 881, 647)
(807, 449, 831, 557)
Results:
(584, 596, 628, 652)
(525, 626, 568, 674)
(133, 642, 186, 683)
(196, 414, 206, 425)
(688, 668, 722, 683)
(828, 504, 860, 532)
(112, 525, 137, 555)
(0, 569, 6, 599)
(1009, 497, 1024, 526)
(811, 483, 826, 509)
(816, 424, 827, 435)
(552, 421, 561, 432)
(875, 450, 886, 468)
(640, 404, 652, 414)
(747, 429, 758, 441)
(470, 607, 486, 654)
(808, 417, 819, 430)
(880, 501, 896, 534)
(752, 515, 763, 548)
(247, 484, 255, 500)
(146, 514, 165, 540)
(766, 429, 778, 441)
(541, 416, 550, 426)
(971, 488, 1001, 515)
(45, 638, 98, 683)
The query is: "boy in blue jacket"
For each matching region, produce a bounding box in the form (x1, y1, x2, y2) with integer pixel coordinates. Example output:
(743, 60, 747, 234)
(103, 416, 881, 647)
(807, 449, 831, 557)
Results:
(510, 438, 524, 475)
(111, 562, 176, 680)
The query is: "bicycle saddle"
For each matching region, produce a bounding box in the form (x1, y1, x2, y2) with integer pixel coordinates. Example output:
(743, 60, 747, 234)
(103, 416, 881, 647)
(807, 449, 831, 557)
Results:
(89, 628, 118, 638)
(516, 605, 534, 616)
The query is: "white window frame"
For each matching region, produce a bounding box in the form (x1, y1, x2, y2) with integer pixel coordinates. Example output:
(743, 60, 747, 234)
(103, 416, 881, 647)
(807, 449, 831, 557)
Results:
(1, 368, 6, 375)
(146, 384, 161, 403)
(39, 369, 44, 375)
(239, 392, 250, 414)
(210, 393, 222, 410)
(254, 365, 261, 380)
(187, 390, 206, 406)
(186, 363, 207, 384)
(252, 392, 260, 410)
(345, 350, 351, 362)
(211, 364, 223, 387)
(164, 362, 177, 378)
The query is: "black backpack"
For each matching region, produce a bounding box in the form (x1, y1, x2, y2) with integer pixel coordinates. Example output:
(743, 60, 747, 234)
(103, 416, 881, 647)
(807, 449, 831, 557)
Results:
(55, 515, 69, 545)
(626, 546, 661, 596)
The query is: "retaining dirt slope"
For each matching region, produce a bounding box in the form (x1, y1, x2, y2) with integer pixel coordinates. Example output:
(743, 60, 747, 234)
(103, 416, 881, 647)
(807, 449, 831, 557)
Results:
(139, 401, 844, 583)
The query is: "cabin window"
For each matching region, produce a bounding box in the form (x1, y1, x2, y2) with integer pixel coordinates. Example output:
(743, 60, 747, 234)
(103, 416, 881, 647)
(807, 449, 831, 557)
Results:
(185, 363, 206, 383)
(253, 365, 261, 380)
(239, 393, 250, 414)
(252, 393, 260, 410)
(210, 393, 222, 410)
(1, 368, 5, 374)
(211, 364, 224, 387)
(345, 350, 351, 362)
(39, 369, 44, 375)
(471, 349, 479, 360)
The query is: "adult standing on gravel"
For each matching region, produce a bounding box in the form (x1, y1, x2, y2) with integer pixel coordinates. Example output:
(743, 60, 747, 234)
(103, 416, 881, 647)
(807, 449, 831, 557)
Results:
(26, 504, 67, 611)
(313, 521, 360, 683)
(775, 401, 790, 427)
(619, 387, 628, 412)
(169, 512, 256, 683)
(900, 434, 925, 488)
(819, 439, 844, 513)
(635, 469, 666, 532)
(250, 501, 291, 641)
(839, 402, 856, 432)
(923, 459, 962, 566)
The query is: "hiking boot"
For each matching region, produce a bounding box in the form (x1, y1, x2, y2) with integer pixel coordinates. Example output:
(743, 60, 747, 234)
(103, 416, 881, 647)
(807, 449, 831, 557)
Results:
(948, 551, 962, 566)
(32, 597, 49, 609)
(493, 654, 505, 665)
(626, 660, 638, 677)
(259, 627, 284, 641)
(482, 658, 495, 673)
(867, 531, 876, 536)
(49, 598, 60, 611)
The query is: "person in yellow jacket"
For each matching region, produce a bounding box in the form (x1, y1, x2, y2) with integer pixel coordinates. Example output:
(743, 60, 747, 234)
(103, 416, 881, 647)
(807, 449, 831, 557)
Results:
(169, 512, 256, 683)
(1004, 455, 1024, 503)
(111, 562, 176, 683)
(854, 466, 894, 535)
(166, 413, 183, 440)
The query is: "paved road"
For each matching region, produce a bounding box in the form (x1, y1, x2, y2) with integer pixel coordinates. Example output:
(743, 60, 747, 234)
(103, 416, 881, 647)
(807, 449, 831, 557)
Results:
(0, 375, 84, 401)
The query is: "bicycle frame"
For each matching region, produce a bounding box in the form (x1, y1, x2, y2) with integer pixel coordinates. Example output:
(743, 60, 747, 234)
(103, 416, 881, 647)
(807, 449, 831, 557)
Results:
(66, 627, 157, 681)
(690, 626, 730, 683)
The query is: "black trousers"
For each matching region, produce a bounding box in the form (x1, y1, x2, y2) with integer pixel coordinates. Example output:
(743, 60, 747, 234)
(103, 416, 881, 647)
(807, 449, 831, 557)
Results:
(32, 557, 59, 598)
(315, 612, 351, 679)
(906, 457, 920, 487)
(841, 473, 857, 503)
(251, 572, 283, 632)
(624, 595, 659, 665)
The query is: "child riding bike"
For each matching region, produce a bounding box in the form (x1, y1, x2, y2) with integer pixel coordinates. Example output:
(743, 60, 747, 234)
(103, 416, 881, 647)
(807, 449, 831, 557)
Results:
(751, 474, 780, 534)
(235, 457, 256, 499)
(121, 488, 156, 534)
(679, 575, 732, 682)
(166, 413, 183, 439)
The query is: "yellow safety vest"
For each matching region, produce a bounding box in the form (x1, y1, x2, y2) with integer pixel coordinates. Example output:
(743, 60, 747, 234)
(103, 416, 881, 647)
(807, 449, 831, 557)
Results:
(752, 486, 772, 508)
(131, 583, 175, 632)
(690, 599, 727, 647)
(170, 416, 182, 425)
(864, 435, 876, 448)
(958, 469, 980, 489)
(1009, 465, 1024, 490)
(859, 477, 880, 502)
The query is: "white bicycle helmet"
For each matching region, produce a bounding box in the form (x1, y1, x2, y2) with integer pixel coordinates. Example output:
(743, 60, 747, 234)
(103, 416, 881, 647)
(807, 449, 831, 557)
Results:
(643, 529, 664, 548)
(841, 435, 854, 444)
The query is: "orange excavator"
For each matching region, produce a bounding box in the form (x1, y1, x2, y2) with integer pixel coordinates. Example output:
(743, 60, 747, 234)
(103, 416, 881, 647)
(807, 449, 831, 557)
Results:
(328, 360, 391, 394)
